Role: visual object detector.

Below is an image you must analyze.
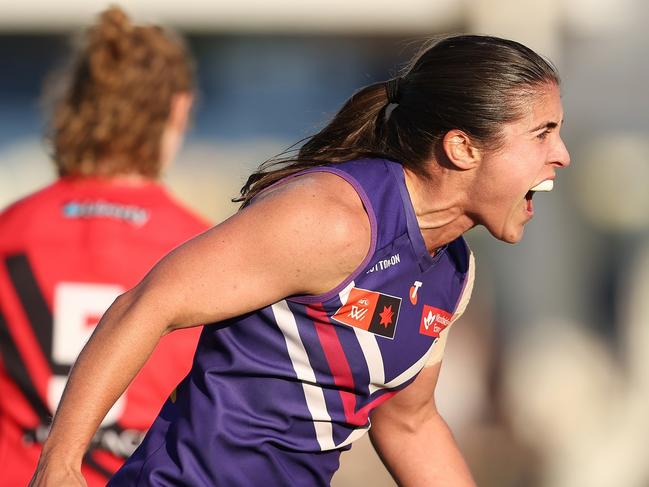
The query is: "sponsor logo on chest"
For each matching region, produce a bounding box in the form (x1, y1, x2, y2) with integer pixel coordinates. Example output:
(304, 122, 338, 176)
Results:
(409, 281, 423, 305)
(366, 253, 401, 274)
(419, 305, 453, 338)
(332, 287, 402, 339)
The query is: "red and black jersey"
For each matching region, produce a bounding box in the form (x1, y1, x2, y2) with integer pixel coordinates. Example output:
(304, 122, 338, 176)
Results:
(0, 177, 210, 486)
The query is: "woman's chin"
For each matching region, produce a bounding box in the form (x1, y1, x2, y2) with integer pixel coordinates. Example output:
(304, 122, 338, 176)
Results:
(485, 223, 525, 244)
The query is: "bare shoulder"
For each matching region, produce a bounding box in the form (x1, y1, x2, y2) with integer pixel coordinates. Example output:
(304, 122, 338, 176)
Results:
(129, 170, 374, 328)
(258, 171, 367, 222)
(247, 171, 372, 292)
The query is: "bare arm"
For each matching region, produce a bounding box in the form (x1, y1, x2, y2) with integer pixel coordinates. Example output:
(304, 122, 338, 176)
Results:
(369, 362, 476, 487)
(30, 173, 370, 486)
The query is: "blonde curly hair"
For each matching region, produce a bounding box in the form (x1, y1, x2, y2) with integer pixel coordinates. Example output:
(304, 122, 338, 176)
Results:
(47, 6, 194, 178)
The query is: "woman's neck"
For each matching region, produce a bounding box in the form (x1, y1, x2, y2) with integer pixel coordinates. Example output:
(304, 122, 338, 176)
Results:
(403, 167, 475, 253)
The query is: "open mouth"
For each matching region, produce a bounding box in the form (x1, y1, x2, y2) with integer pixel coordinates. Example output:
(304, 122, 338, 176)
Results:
(525, 180, 554, 214)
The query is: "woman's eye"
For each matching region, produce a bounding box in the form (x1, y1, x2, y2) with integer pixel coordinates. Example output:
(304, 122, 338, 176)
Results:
(537, 131, 549, 140)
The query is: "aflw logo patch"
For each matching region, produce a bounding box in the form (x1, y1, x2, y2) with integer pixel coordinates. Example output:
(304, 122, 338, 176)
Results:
(419, 305, 453, 338)
(332, 287, 401, 339)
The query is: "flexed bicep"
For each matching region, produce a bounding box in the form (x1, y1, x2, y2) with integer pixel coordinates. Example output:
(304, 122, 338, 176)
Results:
(140, 172, 372, 333)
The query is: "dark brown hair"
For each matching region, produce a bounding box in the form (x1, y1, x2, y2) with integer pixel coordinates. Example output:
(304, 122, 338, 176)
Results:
(46, 6, 194, 178)
(236, 34, 559, 206)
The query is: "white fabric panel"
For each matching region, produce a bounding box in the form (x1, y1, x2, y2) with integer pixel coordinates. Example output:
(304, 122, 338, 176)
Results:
(272, 300, 336, 451)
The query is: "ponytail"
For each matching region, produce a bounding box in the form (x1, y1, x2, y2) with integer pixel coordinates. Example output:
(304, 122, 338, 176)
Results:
(237, 34, 559, 206)
(46, 6, 194, 179)
(236, 81, 416, 206)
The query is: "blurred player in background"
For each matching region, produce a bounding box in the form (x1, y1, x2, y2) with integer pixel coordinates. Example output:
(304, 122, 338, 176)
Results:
(0, 6, 209, 485)
(32, 34, 569, 487)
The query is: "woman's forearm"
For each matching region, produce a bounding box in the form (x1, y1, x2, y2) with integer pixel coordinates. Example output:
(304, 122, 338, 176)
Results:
(37, 287, 167, 469)
(370, 408, 476, 487)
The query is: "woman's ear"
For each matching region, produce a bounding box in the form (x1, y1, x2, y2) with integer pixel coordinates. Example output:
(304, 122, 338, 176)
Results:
(159, 92, 194, 170)
(442, 129, 481, 170)
(168, 92, 193, 133)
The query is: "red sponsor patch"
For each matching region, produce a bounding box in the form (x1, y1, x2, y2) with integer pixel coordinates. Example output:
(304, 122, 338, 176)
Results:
(419, 305, 453, 338)
(332, 287, 401, 339)
(333, 288, 379, 331)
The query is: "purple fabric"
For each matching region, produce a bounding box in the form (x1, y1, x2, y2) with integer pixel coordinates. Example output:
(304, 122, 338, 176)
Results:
(109, 159, 471, 486)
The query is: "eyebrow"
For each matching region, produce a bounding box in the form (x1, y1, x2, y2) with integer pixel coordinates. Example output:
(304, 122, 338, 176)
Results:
(529, 119, 564, 133)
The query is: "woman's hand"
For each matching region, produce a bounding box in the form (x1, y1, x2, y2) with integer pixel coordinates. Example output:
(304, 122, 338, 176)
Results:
(29, 461, 87, 487)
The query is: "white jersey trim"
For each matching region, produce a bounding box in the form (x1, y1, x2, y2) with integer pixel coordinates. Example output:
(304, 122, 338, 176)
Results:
(272, 300, 336, 451)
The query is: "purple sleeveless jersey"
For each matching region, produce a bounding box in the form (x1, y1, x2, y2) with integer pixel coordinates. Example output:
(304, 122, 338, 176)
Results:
(109, 159, 474, 486)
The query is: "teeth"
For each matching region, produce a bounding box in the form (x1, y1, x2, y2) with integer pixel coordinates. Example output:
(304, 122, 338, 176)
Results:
(530, 180, 553, 192)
